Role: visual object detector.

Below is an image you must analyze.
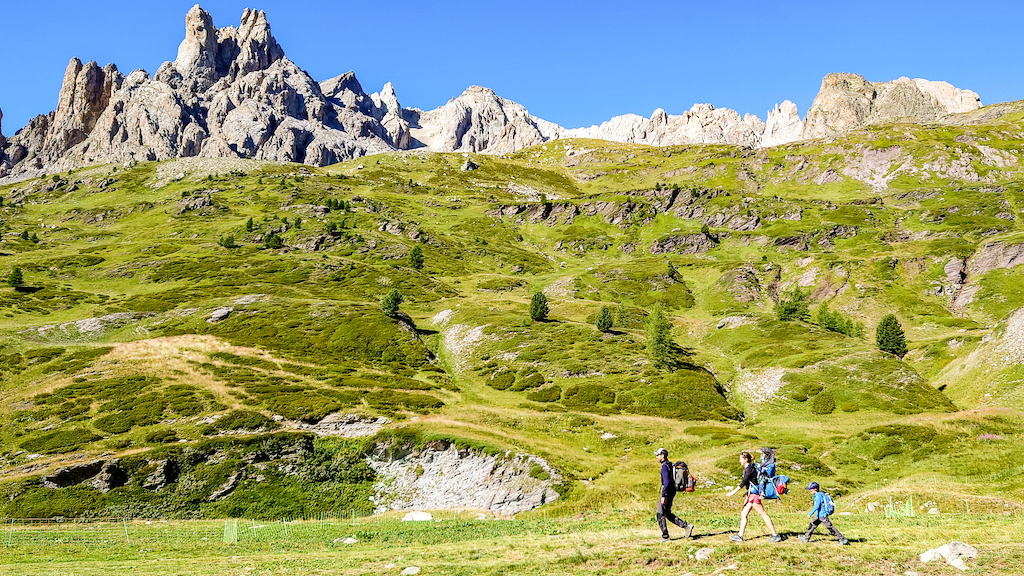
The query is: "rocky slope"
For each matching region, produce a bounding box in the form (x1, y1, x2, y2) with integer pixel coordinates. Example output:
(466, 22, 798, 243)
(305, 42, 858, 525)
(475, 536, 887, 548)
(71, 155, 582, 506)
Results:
(0, 5, 984, 180)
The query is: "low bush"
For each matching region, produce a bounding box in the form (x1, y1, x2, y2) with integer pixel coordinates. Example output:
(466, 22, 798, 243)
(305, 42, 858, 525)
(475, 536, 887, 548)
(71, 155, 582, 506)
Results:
(21, 428, 102, 454)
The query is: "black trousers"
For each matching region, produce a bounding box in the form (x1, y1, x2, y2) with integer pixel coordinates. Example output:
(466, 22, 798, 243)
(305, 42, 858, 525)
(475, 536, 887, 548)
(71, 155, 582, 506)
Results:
(657, 492, 689, 538)
(804, 516, 844, 540)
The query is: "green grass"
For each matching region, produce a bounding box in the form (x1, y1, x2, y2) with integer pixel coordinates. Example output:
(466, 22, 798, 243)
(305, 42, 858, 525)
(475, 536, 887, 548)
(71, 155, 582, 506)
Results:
(3, 111, 1024, 562)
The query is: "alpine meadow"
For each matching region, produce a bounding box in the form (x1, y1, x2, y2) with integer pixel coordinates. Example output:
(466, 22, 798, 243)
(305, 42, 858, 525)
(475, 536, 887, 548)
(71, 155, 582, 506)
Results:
(0, 5, 1023, 576)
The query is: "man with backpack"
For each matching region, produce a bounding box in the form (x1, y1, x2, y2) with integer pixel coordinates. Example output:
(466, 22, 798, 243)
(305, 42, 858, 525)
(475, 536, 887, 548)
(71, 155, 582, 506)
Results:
(654, 448, 694, 541)
(798, 481, 849, 545)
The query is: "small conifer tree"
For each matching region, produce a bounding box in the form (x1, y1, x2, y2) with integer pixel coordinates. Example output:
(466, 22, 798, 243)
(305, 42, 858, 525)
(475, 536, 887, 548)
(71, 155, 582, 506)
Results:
(876, 314, 908, 358)
(645, 304, 673, 370)
(409, 245, 424, 270)
(596, 306, 613, 333)
(245, 217, 254, 232)
(7, 267, 24, 288)
(382, 288, 404, 318)
(529, 292, 549, 321)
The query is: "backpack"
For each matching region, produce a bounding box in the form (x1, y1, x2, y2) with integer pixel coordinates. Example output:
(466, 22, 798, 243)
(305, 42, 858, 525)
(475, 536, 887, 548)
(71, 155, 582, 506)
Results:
(822, 493, 835, 516)
(756, 448, 789, 500)
(673, 461, 696, 492)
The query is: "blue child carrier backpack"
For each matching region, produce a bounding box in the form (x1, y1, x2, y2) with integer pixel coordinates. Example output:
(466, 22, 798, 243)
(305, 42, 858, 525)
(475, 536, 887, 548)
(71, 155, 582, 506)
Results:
(756, 448, 790, 499)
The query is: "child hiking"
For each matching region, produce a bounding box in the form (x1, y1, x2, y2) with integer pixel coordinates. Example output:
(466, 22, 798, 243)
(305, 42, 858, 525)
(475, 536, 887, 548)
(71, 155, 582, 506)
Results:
(798, 482, 849, 545)
(653, 448, 694, 542)
(727, 449, 781, 543)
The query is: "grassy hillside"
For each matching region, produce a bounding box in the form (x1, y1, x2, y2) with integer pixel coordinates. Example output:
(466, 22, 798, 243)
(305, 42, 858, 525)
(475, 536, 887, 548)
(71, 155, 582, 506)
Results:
(1, 103, 1024, 523)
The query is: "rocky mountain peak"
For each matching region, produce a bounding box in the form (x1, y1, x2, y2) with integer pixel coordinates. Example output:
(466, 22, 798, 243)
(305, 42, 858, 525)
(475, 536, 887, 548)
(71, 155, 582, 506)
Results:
(0, 105, 5, 147)
(801, 72, 982, 140)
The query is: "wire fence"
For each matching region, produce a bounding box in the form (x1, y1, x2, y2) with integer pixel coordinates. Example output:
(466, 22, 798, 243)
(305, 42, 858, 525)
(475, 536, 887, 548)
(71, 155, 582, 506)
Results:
(0, 510, 581, 549)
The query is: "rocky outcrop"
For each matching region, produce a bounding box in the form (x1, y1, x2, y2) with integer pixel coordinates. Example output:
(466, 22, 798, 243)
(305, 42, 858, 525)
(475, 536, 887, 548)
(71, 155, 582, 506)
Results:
(802, 73, 981, 140)
(2, 5, 397, 178)
(565, 104, 766, 148)
(89, 459, 128, 493)
(951, 242, 1024, 308)
(761, 101, 803, 147)
(368, 442, 562, 516)
(408, 86, 563, 154)
(142, 459, 180, 491)
(41, 460, 106, 489)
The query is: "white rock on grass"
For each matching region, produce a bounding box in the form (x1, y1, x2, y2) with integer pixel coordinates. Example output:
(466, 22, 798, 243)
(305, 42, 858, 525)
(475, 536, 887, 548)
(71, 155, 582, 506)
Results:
(401, 568, 421, 576)
(694, 547, 714, 561)
(402, 511, 433, 522)
(920, 541, 978, 572)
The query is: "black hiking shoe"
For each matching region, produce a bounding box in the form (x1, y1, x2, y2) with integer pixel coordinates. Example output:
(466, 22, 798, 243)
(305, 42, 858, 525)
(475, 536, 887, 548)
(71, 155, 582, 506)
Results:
(683, 524, 694, 539)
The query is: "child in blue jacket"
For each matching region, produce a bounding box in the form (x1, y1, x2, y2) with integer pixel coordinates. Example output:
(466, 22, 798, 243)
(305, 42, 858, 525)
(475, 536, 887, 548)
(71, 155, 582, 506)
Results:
(798, 482, 849, 545)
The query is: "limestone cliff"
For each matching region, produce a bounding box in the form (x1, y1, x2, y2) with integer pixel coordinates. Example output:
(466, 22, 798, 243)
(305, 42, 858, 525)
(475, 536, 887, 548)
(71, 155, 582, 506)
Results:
(802, 73, 981, 140)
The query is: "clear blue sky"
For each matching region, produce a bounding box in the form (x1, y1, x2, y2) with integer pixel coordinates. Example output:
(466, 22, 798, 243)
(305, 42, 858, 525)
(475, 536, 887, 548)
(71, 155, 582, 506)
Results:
(2, 1, 1022, 137)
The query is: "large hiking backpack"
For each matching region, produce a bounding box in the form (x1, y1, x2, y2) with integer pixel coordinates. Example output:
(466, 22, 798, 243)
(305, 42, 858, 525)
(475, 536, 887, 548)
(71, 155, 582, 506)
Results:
(756, 448, 790, 500)
(673, 461, 696, 492)
(822, 493, 836, 516)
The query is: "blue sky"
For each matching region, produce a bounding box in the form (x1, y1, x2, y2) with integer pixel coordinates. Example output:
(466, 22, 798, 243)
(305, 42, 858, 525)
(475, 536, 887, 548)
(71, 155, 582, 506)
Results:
(1, 1, 1022, 136)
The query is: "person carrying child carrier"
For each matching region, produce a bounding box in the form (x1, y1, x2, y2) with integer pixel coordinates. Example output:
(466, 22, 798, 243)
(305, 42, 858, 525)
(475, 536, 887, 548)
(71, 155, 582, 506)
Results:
(798, 481, 849, 545)
(726, 449, 781, 543)
(654, 448, 694, 542)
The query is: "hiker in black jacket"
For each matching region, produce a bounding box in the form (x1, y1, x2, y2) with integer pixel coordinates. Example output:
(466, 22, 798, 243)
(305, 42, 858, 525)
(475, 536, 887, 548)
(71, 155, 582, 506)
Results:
(727, 450, 781, 543)
(654, 447, 694, 542)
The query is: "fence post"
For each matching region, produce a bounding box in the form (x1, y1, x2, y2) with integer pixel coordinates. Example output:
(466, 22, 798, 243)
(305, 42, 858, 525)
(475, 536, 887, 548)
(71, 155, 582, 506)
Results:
(123, 519, 130, 545)
(8, 518, 13, 547)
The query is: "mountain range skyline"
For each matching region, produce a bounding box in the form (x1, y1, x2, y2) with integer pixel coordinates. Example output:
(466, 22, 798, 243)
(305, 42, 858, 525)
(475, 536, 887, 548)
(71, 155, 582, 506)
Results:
(2, 0, 1021, 138)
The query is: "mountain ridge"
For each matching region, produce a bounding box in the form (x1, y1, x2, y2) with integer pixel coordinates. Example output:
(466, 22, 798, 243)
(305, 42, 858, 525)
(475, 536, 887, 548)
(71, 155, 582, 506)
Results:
(0, 5, 984, 182)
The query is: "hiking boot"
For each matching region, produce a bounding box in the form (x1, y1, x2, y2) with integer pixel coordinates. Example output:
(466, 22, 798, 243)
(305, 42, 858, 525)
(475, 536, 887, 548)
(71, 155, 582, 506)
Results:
(684, 524, 694, 539)
(798, 535, 810, 543)
(838, 538, 849, 546)
(660, 535, 670, 542)
(768, 535, 782, 543)
(729, 534, 743, 542)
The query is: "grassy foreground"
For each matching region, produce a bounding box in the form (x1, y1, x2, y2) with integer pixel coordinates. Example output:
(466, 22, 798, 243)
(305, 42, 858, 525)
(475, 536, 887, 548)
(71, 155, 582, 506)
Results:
(0, 509, 1021, 575)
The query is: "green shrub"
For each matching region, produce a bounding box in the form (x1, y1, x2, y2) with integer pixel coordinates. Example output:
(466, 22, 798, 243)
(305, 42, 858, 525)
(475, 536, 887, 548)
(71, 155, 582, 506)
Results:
(488, 370, 516, 390)
(204, 410, 279, 433)
(811, 392, 835, 415)
(146, 429, 180, 444)
(527, 385, 562, 402)
(21, 429, 101, 454)
(563, 384, 615, 406)
(775, 287, 810, 321)
(529, 463, 550, 480)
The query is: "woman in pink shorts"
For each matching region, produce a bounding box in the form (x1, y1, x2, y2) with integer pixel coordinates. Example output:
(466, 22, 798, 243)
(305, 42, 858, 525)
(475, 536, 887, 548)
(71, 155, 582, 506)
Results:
(727, 451, 781, 542)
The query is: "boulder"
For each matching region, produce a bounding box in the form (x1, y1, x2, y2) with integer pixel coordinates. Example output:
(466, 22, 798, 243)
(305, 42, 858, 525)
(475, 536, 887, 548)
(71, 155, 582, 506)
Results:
(695, 547, 714, 561)
(920, 541, 978, 572)
(207, 307, 233, 323)
(402, 511, 433, 522)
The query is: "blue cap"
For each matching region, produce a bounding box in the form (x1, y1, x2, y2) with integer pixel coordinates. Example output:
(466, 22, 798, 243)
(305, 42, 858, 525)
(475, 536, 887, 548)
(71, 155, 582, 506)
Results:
(805, 481, 820, 491)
